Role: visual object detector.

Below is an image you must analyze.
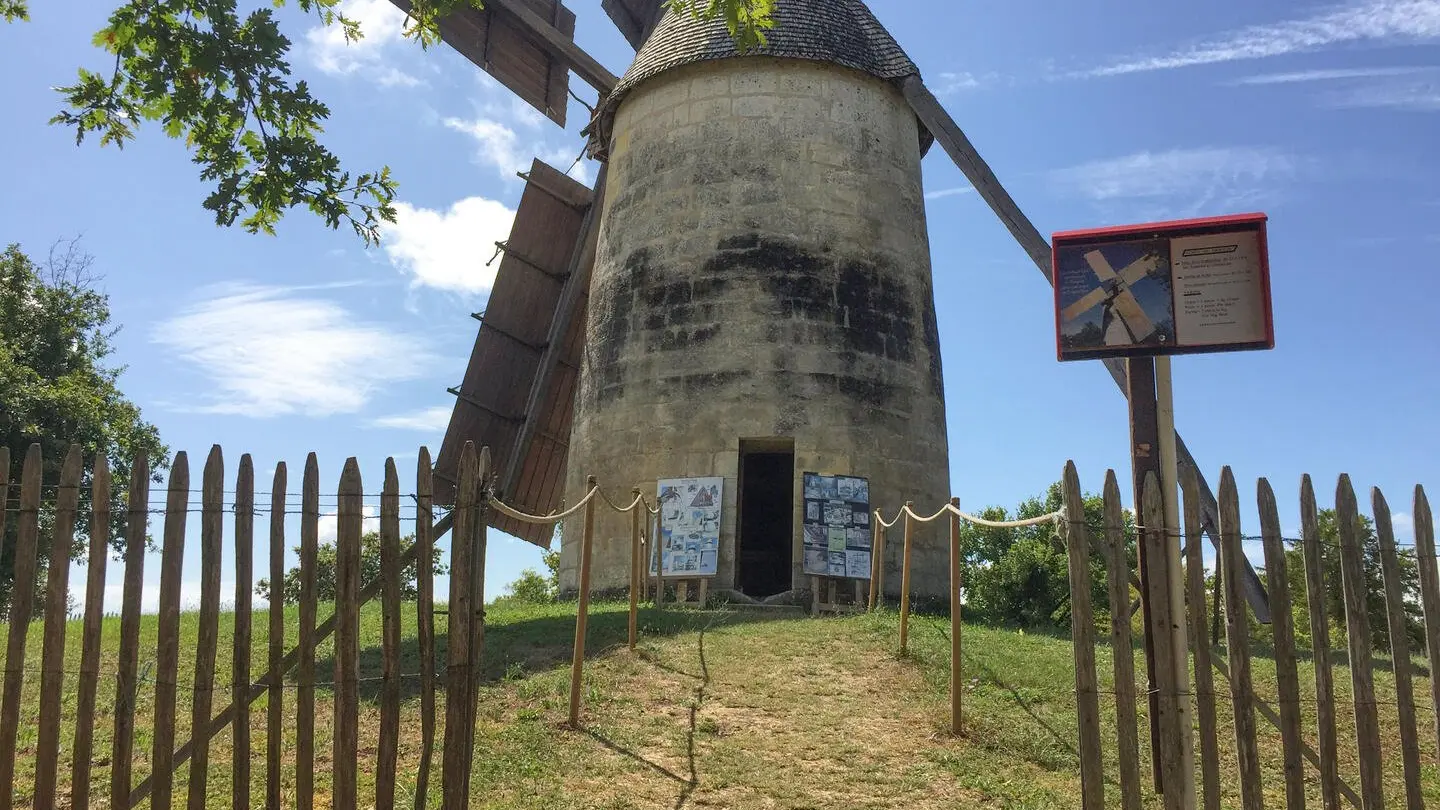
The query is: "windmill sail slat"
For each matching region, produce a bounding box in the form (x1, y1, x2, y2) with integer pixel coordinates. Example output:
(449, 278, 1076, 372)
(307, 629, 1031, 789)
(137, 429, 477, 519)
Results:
(436, 160, 592, 547)
(1062, 286, 1110, 322)
(1084, 250, 1117, 281)
(1121, 255, 1160, 287)
(388, 0, 574, 127)
(1112, 291, 1156, 341)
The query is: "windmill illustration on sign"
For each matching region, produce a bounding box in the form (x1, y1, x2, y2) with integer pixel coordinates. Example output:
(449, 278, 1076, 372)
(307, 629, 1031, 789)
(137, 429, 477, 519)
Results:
(1061, 249, 1166, 347)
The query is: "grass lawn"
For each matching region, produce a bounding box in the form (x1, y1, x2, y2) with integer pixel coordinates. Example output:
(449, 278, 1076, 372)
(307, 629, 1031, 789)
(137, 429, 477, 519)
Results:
(1, 598, 1437, 808)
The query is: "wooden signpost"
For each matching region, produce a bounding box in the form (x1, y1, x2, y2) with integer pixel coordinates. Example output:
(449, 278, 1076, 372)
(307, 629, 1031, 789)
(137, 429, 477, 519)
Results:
(1053, 213, 1274, 804)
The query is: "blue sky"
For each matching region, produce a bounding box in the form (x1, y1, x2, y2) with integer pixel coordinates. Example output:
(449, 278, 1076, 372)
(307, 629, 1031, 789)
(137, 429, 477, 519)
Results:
(2, 0, 1438, 610)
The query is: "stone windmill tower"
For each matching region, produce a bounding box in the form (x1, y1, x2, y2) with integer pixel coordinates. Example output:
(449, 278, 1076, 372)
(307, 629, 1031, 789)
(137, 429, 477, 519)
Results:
(561, 3, 950, 599)
(424, 0, 1270, 612)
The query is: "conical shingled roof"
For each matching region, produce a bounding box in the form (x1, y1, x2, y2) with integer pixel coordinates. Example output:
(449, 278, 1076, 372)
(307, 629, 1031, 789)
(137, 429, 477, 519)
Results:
(589, 0, 933, 156)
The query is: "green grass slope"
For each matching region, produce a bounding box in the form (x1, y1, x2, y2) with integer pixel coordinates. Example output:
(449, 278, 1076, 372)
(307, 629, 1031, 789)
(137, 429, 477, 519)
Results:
(0, 600, 1435, 808)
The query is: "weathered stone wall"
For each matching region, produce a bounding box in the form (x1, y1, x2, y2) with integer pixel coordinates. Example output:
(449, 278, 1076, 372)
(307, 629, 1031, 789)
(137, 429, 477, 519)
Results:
(560, 56, 952, 599)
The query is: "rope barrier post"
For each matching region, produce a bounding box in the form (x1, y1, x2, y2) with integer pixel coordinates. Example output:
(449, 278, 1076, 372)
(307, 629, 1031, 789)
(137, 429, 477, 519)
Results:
(568, 477, 597, 729)
(868, 525, 880, 611)
(949, 497, 962, 736)
(899, 502, 915, 656)
(628, 487, 641, 652)
(869, 515, 881, 605)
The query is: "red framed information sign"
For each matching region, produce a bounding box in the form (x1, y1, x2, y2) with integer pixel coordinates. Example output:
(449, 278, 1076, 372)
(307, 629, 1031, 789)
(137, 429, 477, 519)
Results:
(1052, 213, 1274, 362)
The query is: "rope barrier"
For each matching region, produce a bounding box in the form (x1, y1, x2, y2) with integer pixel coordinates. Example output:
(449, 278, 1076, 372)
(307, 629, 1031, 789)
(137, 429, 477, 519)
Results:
(488, 486, 597, 525)
(901, 503, 953, 523)
(952, 505, 1063, 529)
(873, 502, 1062, 531)
(596, 488, 646, 514)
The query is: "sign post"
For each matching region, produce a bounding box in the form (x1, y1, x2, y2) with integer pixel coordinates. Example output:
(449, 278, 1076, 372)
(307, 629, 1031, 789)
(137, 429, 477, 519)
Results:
(1053, 212, 1273, 804)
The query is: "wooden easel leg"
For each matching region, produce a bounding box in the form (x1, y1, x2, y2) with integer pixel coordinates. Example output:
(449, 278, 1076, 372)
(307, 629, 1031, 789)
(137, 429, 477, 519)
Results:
(811, 575, 820, 615)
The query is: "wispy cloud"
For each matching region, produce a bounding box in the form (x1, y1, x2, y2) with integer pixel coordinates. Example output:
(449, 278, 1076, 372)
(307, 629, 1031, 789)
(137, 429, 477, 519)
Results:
(367, 405, 453, 432)
(305, 0, 421, 87)
(925, 186, 975, 201)
(1328, 76, 1440, 109)
(1234, 64, 1440, 110)
(380, 196, 517, 295)
(153, 283, 435, 417)
(1049, 146, 1299, 215)
(1048, 146, 1296, 206)
(1234, 65, 1439, 84)
(1083, 0, 1440, 77)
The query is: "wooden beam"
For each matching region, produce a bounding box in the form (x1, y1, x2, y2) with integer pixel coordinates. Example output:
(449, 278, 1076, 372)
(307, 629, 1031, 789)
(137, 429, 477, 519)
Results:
(901, 75, 1270, 622)
(494, 240, 571, 282)
(447, 387, 523, 423)
(501, 164, 606, 494)
(486, 0, 619, 94)
(518, 168, 592, 210)
(471, 315, 549, 354)
(1127, 359, 1166, 796)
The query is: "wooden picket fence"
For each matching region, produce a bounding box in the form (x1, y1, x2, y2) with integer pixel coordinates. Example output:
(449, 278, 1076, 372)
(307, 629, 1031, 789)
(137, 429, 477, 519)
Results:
(0, 440, 504, 810)
(1056, 460, 1438, 810)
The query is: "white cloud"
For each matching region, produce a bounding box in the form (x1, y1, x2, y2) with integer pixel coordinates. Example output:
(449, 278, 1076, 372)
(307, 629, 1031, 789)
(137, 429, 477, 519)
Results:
(1049, 146, 1298, 211)
(153, 283, 435, 417)
(380, 196, 517, 294)
(935, 71, 983, 94)
(444, 115, 591, 184)
(1085, 0, 1440, 77)
(93, 579, 245, 615)
(440, 74, 593, 185)
(1391, 511, 1416, 542)
(1327, 77, 1440, 109)
(317, 504, 381, 546)
(368, 405, 453, 431)
(1234, 65, 1439, 84)
(306, 0, 419, 86)
(925, 186, 975, 201)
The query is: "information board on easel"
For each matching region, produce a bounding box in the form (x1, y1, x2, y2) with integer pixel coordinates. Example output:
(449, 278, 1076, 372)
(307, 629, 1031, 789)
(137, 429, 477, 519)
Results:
(801, 472, 871, 614)
(651, 477, 722, 606)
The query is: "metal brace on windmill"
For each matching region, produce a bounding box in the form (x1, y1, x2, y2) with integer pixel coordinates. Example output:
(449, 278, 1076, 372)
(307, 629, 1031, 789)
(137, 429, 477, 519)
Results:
(402, 0, 1275, 622)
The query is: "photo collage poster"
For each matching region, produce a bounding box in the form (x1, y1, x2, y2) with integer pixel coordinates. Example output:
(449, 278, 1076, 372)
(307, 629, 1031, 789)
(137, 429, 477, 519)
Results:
(801, 472, 871, 580)
(653, 477, 723, 578)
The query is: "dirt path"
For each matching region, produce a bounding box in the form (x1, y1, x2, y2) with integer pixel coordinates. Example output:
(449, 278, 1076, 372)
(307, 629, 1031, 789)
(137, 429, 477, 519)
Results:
(554, 615, 978, 810)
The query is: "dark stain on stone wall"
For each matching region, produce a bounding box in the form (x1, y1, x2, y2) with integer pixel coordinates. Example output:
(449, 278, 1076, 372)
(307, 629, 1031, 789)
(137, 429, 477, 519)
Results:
(920, 279, 945, 400)
(591, 234, 938, 417)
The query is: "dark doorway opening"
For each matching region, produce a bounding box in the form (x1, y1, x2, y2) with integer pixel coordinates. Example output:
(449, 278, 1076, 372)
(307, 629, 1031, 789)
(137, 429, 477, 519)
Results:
(737, 440, 795, 598)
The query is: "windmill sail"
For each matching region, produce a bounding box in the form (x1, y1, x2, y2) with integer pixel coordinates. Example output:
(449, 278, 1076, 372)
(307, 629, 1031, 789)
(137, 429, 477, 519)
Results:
(435, 159, 593, 548)
(388, 0, 576, 126)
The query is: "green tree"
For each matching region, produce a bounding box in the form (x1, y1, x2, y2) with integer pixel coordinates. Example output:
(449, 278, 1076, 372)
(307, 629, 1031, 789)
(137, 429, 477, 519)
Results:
(4, 0, 772, 245)
(963, 481, 1134, 629)
(255, 529, 449, 604)
(502, 568, 554, 604)
(1269, 508, 1423, 654)
(1, 239, 167, 614)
